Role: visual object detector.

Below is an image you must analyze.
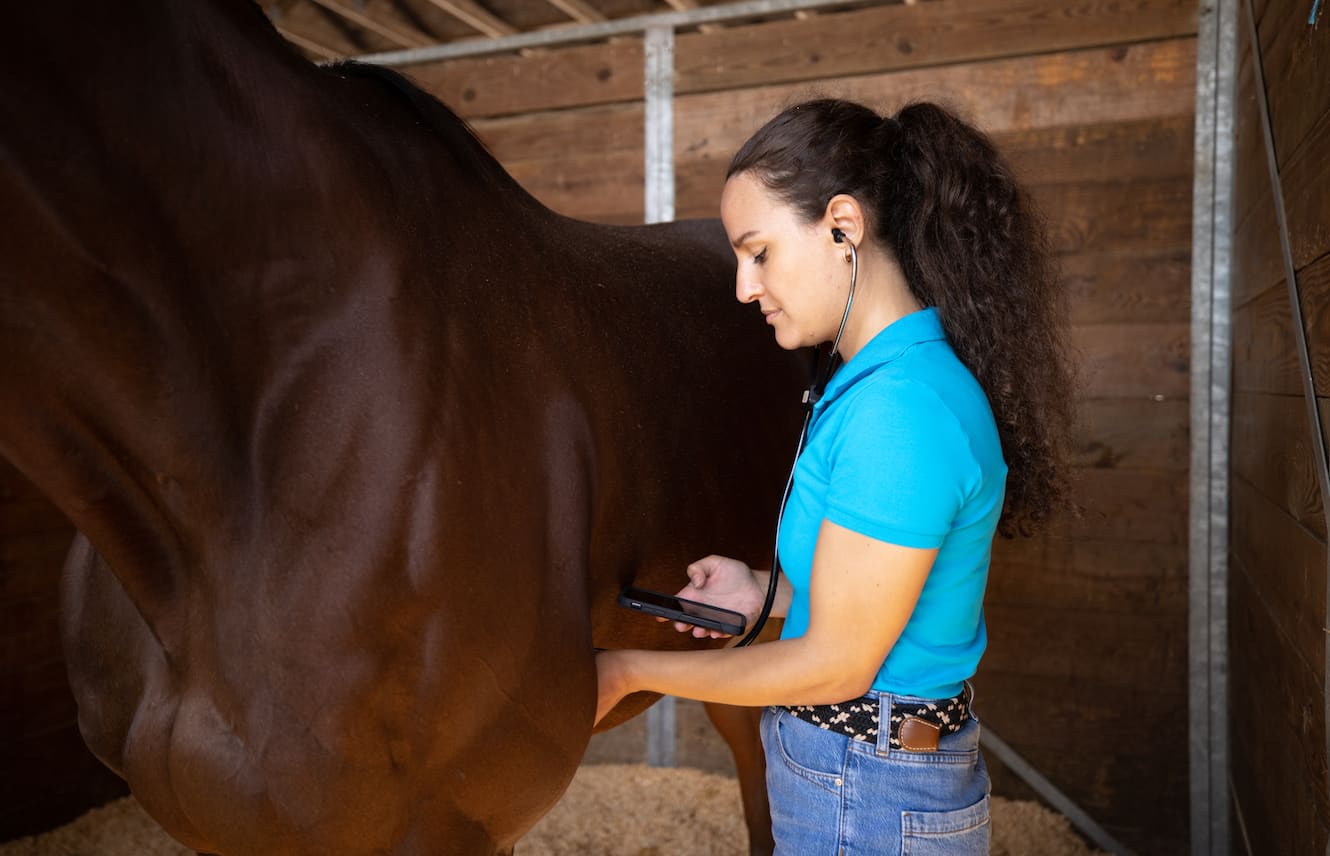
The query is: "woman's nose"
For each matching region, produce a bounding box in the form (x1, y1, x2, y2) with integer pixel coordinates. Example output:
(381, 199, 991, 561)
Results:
(735, 271, 762, 304)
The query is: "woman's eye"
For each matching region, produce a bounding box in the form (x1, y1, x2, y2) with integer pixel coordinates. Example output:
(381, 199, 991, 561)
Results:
(754, 249, 767, 265)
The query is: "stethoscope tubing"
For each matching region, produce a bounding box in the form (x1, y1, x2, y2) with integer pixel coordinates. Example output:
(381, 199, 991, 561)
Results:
(736, 237, 858, 647)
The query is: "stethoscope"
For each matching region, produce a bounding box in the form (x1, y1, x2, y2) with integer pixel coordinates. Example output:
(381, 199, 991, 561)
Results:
(736, 227, 858, 647)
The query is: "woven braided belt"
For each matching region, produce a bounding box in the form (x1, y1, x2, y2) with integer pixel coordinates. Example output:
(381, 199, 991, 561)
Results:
(784, 684, 971, 752)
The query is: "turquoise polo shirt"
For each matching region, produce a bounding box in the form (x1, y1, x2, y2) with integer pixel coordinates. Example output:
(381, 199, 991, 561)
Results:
(776, 308, 1007, 699)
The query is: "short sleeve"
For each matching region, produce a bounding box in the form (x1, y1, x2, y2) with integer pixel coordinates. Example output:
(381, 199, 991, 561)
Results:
(822, 377, 981, 549)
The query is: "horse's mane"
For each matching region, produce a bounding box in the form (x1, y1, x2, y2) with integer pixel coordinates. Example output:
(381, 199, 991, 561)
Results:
(325, 60, 529, 197)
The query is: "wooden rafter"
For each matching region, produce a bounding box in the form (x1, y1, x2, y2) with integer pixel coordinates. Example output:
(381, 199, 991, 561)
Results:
(276, 24, 343, 59)
(419, 0, 516, 37)
(660, 0, 722, 32)
(307, 0, 434, 49)
(542, 0, 607, 24)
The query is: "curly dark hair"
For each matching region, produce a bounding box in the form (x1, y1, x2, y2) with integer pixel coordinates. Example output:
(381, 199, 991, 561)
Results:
(728, 98, 1075, 536)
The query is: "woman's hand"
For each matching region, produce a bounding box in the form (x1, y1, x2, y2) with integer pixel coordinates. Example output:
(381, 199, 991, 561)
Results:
(667, 555, 767, 638)
(594, 650, 634, 726)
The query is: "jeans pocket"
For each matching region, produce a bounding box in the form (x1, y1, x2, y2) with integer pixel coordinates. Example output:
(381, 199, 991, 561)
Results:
(769, 709, 848, 793)
(901, 794, 990, 856)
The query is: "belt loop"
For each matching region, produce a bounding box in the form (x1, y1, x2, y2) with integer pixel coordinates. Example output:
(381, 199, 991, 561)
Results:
(874, 690, 893, 757)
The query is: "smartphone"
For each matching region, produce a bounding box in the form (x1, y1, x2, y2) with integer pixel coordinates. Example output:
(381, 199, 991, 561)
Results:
(617, 586, 747, 636)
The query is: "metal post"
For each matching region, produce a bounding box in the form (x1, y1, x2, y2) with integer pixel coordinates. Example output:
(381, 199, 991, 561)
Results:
(1189, 0, 1236, 853)
(644, 25, 675, 226)
(643, 22, 676, 768)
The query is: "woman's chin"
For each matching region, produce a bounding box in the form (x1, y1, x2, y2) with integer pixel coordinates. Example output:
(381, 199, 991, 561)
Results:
(770, 327, 799, 351)
(773, 329, 814, 352)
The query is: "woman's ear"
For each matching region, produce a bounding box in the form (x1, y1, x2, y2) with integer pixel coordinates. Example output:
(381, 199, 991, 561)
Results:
(824, 194, 867, 249)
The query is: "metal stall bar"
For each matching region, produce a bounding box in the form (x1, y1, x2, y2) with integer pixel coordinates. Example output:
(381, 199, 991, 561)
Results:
(1242, 5, 1330, 855)
(643, 22, 677, 768)
(980, 731, 1132, 855)
(1189, 0, 1236, 853)
(355, 0, 862, 66)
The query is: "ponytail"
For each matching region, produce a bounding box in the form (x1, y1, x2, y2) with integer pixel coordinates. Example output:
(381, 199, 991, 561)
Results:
(728, 99, 1075, 536)
(885, 103, 1073, 535)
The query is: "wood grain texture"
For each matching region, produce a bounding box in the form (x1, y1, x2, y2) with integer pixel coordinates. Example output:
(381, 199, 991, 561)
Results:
(410, 0, 1198, 119)
(407, 38, 645, 120)
(471, 38, 1199, 163)
(1250, 0, 1330, 173)
(987, 535, 1186, 613)
(1058, 248, 1191, 325)
(1230, 172, 1283, 313)
(1233, 256, 1330, 397)
(669, 40, 1198, 168)
(1232, 278, 1306, 397)
(1232, 14, 1330, 294)
(1282, 109, 1330, 272)
(1072, 397, 1189, 471)
(672, 0, 1198, 99)
(1000, 115, 1194, 186)
(1045, 467, 1188, 545)
(1230, 475, 1328, 682)
(976, 672, 1189, 855)
(983, 601, 1187, 691)
(1040, 177, 1192, 257)
(1231, 390, 1328, 538)
(1070, 321, 1190, 400)
(1229, 556, 1330, 856)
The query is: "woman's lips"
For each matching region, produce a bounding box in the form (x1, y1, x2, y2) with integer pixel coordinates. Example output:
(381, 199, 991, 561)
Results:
(763, 309, 781, 325)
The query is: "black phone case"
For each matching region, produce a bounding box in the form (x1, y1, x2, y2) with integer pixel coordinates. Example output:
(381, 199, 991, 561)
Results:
(616, 589, 747, 635)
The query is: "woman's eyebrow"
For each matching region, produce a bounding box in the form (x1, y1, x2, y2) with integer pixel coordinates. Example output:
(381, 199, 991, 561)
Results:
(731, 230, 759, 248)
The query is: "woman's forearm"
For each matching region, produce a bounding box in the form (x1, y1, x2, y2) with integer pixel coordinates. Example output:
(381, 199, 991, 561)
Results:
(615, 636, 871, 709)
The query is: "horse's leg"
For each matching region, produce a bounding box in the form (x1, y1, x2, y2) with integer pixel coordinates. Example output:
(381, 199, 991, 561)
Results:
(704, 702, 773, 856)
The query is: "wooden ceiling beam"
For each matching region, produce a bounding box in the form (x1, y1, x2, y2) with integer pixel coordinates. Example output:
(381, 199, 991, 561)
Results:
(419, 0, 517, 37)
(660, 0, 722, 33)
(276, 24, 343, 59)
(542, 0, 607, 24)
(307, 0, 434, 49)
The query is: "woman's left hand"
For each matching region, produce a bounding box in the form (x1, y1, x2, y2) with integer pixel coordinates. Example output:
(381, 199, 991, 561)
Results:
(594, 650, 634, 726)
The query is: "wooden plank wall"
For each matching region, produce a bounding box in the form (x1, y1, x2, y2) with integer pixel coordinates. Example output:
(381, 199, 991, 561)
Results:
(0, 460, 124, 841)
(1229, 0, 1330, 852)
(412, 1, 1197, 851)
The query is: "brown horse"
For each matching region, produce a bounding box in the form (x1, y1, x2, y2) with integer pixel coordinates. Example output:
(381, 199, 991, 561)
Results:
(0, 2, 800, 853)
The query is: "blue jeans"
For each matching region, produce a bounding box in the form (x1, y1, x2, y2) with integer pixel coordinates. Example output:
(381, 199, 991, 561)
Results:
(760, 693, 991, 855)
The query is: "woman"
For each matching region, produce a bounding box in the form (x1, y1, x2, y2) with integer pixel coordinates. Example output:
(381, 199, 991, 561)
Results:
(595, 98, 1074, 853)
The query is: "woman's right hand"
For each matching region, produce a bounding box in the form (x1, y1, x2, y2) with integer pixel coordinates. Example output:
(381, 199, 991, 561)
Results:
(667, 555, 767, 638)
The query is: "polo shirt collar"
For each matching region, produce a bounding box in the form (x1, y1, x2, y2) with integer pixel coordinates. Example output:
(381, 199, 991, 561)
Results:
(816, 307, 946, 409)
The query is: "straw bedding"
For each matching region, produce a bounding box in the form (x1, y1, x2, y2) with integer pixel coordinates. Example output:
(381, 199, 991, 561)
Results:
(0, 764, 1104, 855)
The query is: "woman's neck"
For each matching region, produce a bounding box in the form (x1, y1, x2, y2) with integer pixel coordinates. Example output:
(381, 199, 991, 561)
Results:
(834, 246, 923, 362)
